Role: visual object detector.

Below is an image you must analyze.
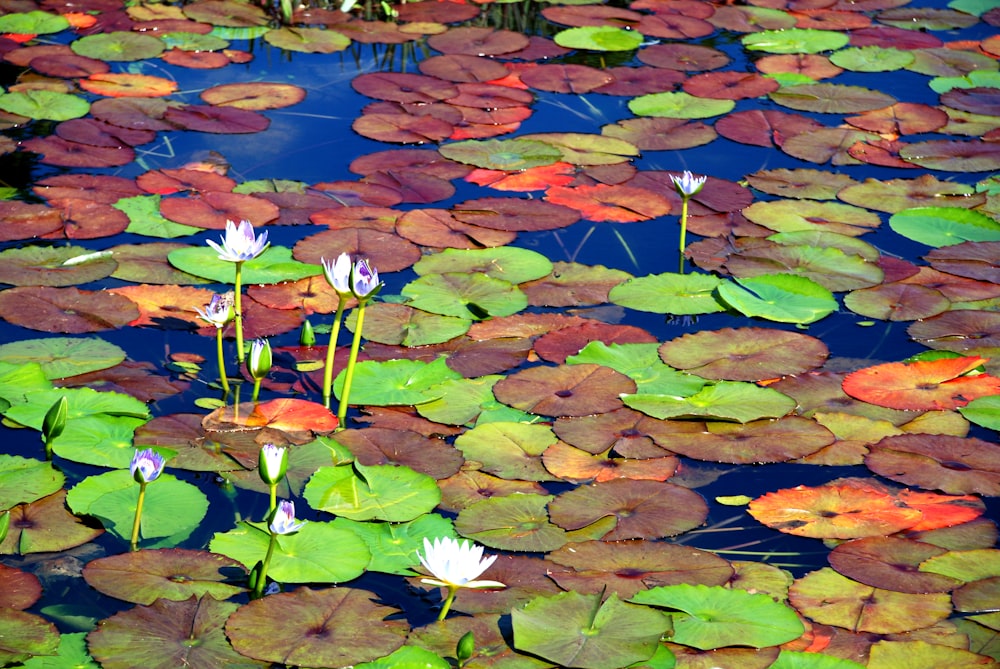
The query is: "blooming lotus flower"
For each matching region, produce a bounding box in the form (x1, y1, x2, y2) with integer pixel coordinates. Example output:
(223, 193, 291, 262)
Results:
(206, 219, 270, 263)
(258, 444, 287, 486)
(130, 448, 165, 484)
(669, 170, 706, 199)
(351, 258, 383, 300)
(417, 537, 506, 590)
(195, 291, 235, 328)
(322, 253, 353, 295)
(269, 500, 306, 535)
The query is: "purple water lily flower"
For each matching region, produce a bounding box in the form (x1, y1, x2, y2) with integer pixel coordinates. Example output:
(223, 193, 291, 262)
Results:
(351, 258, 383, 300)
(269, 500, 306, 535)
(130, 448, 165, 484)
(669, 170, 706, 199)
(195, 291, 234, 328)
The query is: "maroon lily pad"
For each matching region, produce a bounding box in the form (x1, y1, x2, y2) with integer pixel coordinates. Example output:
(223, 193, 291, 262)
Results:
(544, 184, 673, 223)
(925, 241, 1000, 284)
(522, 261, 633, 307)
(417, 54, 509, 83)
(746, 168, 857, 200)
(940, 86, 1000, 116)
(359, 169, 456, 205)
(55, 117, 156, 148)
(163, 104, 270, 134)
(352, 112, 455, 144)
(535, 321, 657, 364)
(331, 427, 464, 480)
(545, 540, 732, 598)
(658, 327, 828, 381)
(644, 417, 835, 464)
(89, 97, 175, 132)
(21, 136, 135, 168)
(837, 174, 984, 214)
(247, 275, 343, 315)
(426, 26, 530, 56)
(0, 286, 139, 333)
(866, 434, 1000, 496)
(159, 192, 279, 229)
(450, 555, 564, 615)
(0, 564, 42, 610)
(637, 13, 715, 39)
(828, 537, 959, 594)
(845, 103, 949, 135)
(682, 70, 779, 100)
(35, 173, 142, 204)
(492, 363, 636, 417)
(715, 109, 825, 148)
(0, 490, 103, 555)
(540, 4, 643, 28)
(137, 168, 237, 195)
(351, 72, 458, 103)
(900, 138, 1000, 172)
(396, 208, 517, 249)
(756, 53, 842, 80)
(637, 42, 729, 70)
(542, 440, 678, 483)
(452, 197, 581, 232)
(518, 64, 613, 94)
(82, 548, 247, 605)
(348, 148, 470, 180)
(850, 25, 943, 49)
(907, 310, 1000, 356)
(780, 127, 882, 165)
(601, 117, 717, 151)
(293, 227, 420, 273)
(548, 478, 709, 540)
(844, 282, 950, 322)
(0, 201, 64, 241)
(161, 49, 231, 69)
(595, 66, 685, 96)
(45, 198, 130, 239)
(133, 413, 240, 472)
(553, 407, 676, 457)
(88, 595, 265, 669)
(107, 284, 213, 329)
(58, 361, 188, 403)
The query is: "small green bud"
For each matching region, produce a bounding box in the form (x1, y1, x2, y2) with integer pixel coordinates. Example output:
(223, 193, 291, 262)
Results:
(42, 395, 68, 444)
(457, 631, 475, 665)
(300, 318, 316, 347)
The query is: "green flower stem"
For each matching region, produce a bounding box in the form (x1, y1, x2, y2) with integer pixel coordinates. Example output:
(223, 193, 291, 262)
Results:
(252, 530, 279, 599)
(336, 300, 368, 427)
(252, 377, 262, 403)
(267, 482, 277, 518)
(130, 482, 147, 551)
(215, 327, 230, 394)
(678, 195, 690, 274)
(322, 295, 348, 409)
(437, 585, 458, 622)
(234, 261, 246, 363)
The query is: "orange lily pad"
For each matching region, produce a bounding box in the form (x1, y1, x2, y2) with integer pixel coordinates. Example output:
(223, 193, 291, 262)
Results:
(78, 72, 178, 97)
(202, 398, 338, 443)
(543, 184, 672, 223)
(541, 440, 678, 483)
(842, 356, 1000, 410)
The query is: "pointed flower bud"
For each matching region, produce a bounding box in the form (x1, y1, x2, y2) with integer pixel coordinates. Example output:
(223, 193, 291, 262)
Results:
(206, 219, 270, 263)
(669, 170, 706, 198)
(321, 253, 353, 295)
(248, 338, 272, 381)
(269, 500, 306, 535)
(130, 448, 166, 484)
(258, 444, 288, 485)
(42, 395, 68, 443)
(351, 258, 383, 301)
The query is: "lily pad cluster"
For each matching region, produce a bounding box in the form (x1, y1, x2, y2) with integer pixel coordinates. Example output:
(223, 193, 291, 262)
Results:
(0, 0, 999, 667)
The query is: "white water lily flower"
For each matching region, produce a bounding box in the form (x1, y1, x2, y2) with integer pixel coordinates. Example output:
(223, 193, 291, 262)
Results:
(269, 500, 306, 535)
(206, 219, 269, 263)
(417, 537, 506, 590)
(321, 253, 353, 295)
(669, 170, 706, 198)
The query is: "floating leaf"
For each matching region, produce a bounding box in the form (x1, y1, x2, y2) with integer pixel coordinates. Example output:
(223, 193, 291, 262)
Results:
(889, 206, 1000, 247)
(742, 28, 849, 54)
(71, 32, 166, 61)
(1, 490, 103, 555)
(0, 91, 89, 121)
(631, 584, 803, 650)
(512, 591, 670, 669)
(842, 356, 1000, 410)
(454, 421, 559, 482)
(402, 273, 528, 320)
(0, 337, 125, 380)
(624, 381, 797, 424)
(628, 91, 735, 119)
(865, 434, 1000, 496)
(0, 455, 65, 510)
(716, 274, 838, 324)
(650, 417, 834, 464)
(455, 494, 567, 552)
(333, 514, 455, 575)
(554, 26, 644, 52)
(332, 358, 460, 406)
(303, 462, 441, 522)
(567, 341, 707, 396)
(438, 138, 562, 170)
(168, 246, 320, 285)
(827, 537, 959, 594)
(658, 327, 828, 381)
(493, 363, 636, 418)
(609, 272, 726, 315)
(0, 10, 69, 34)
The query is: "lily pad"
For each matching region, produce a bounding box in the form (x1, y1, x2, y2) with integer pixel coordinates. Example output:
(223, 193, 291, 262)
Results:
(1, 490, 104, 555)
(827, 537, 959, 594)
(453, 421, 560, 482)
(512, 591, 670, 669)
(492, 363, 636, 418)
(889, 206, 1000, 247)
(332, 514, 456, 575)
(438, 138, 562, 170)
(716, 274, 838, 325)
(742, 28, 849, 54)
(168, 245, 320, 285)
(554, 26, 644, 52)
(567, 341, 707, 396)
(624, 381, 797, 423)
(71, 32, 166, 61)
(842, 356, 1000, 411)
(865, 434, 1000, 496)
(609, 272, 726, 315)
(402, 273, 528, 320)
(650, 417, 834, 464)
(82, 548, 246, 604)
(455, 494, 567, 552)
(332, 358, 460, 406)
(628, 91, 735, 119)
(0, 455, 65, 510)
(0, 91, 89, 121)
(303, 462, 441, 522)
(658, 328, 828, 381)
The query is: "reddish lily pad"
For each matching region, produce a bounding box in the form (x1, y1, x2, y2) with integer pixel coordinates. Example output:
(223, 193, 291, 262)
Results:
(601, 117, 717, 151)
(59, 360, 187, 403)
(842, 356, 1000, 410)
(159, 192, 279, 229)
(534, 321, 658, 364)
(543, 184, 672, 222)
(352, 72, 458, 103)
(452, 197, 580, 232)
(0, 564, 41, 610)
(79, 73, 178, 98)
(55, 117, 157, 148)
(82, 548, 246, 604)
(748, 482, 923, 539)
(715, 109, 824, 148)
(900, 139, 1000, 172)
(650, 417, 834, 464)
(845, 103, 948, 135)
(769, 371, 915, 425)
(658, 327, 828, 381)
(545, 540, 732, 598)
(163, 104, 270, 134)
(827, 537, 959, 594)
(106, 284, 213, 329)
(518, 63, 613, 93)
(925, 241, 1000, 284)
(492, 363, 636, 417)
(542, 441, 678, 483)
(88, 595, 267, 669)
(138, 168, 236, 195)
(843, 283, 951, 322)
(331, 427, 463, 480)
(637, 42, 729, 70)
(203, 399, 339, 443)
(522, 261, 633, 307)
(907, 310, 1000, 357)
(789, 568, 953, 634)
(21, 136, 135, 168)
(683, 70, 779, 100)
(426, 26, 530, 56)
(293, 228, 421, 273)
(200, 82, 306, 110)
(549, 479, 709, 541)
(0, 490, 103, 555)
(0, 286, 139, 333)
(866, 434, 1000, 496)
(450, 554, 564, 615)
(780, 127, 883, 165)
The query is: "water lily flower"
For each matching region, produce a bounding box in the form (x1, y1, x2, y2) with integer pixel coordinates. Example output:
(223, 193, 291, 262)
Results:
(130, 448, 166, 484)
(248, 338, 272, 402)
(418, 536, 505, 621)
(206, 219, 270, 263)
(669, 170, 706, 199)
(195, 291, 235, 328)
(322, 253, 353, 295)
(351, 258, 383, 300)
(269, 500, 306, 535)
(258, 444, 287, 486)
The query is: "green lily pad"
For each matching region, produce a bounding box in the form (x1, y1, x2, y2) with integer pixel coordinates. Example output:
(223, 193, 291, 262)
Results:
(0, 362, 50, 408)
(829, 46, 915, 72)
(725, 243, 884, 292)
(116, 195, 203, 239)
(356, 646, 450, 669)
(168, 245, 321, 285)
(567, 341, 707, 395)
(0, 10, 69, 34)
(770, 650, 866, 669)
(0, 609, 59, 667)
(413, 247, 554, 285)
(512, 590, 670, 669)
(623, 381, 797, 423)
(18, 632, 97, 669)
(82, 548, 246, 605)
(71, 31, 166, 61)
(889, 206, 1000, 247)
(609, 273, 726, 315)
(716, 274, 838, 324)
(438, 138, 563, 170)
(743, 199, 881, 237)
(51, 415, 149, 469)
(4, 387, 149, 430)
(209, 519, 370, 583)
(553, 26, 645, 52)
(224, 587, 407, 667)
(402, 273, 528, 320)
(959, 395, 1000, 430)
(416, 375, 535, 426)
(742, 29, 849, 54)
(0, 91, 89, 122)
(0, 245, 117, 287)
(332, 357, 460, 406)
(263, 26, 351, 54)
(332, 514, 456, 575)
(631, 584, 804, 650)
(0, 337, 126, 380)
(87, 595, 264, 669)
(455, 494, 567, 552)
(628, 91, 735, 119)
(0, 455, 64, 510)
(67, 469, 208, 544)
(303, 462, 441, 522)
(920, 548, 1000, 583)
(454, 422, 560, 482)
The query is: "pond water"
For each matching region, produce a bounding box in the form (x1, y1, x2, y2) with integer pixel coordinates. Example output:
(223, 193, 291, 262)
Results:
(0, 0, 999, 667)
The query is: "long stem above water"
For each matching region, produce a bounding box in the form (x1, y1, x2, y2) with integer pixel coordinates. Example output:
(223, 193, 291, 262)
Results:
(336, 301, 367, 427)
(322, 295, 348, 409)
(215, 328, 230, 395)
(678, 196, 690, 275)
(234, 261, 246, 363)
(130, 482, 147, 551)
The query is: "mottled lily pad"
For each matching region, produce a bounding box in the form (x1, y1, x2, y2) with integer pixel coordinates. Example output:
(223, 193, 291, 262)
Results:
(658, 328, 828, 381)
(82, 548, 246, 604)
